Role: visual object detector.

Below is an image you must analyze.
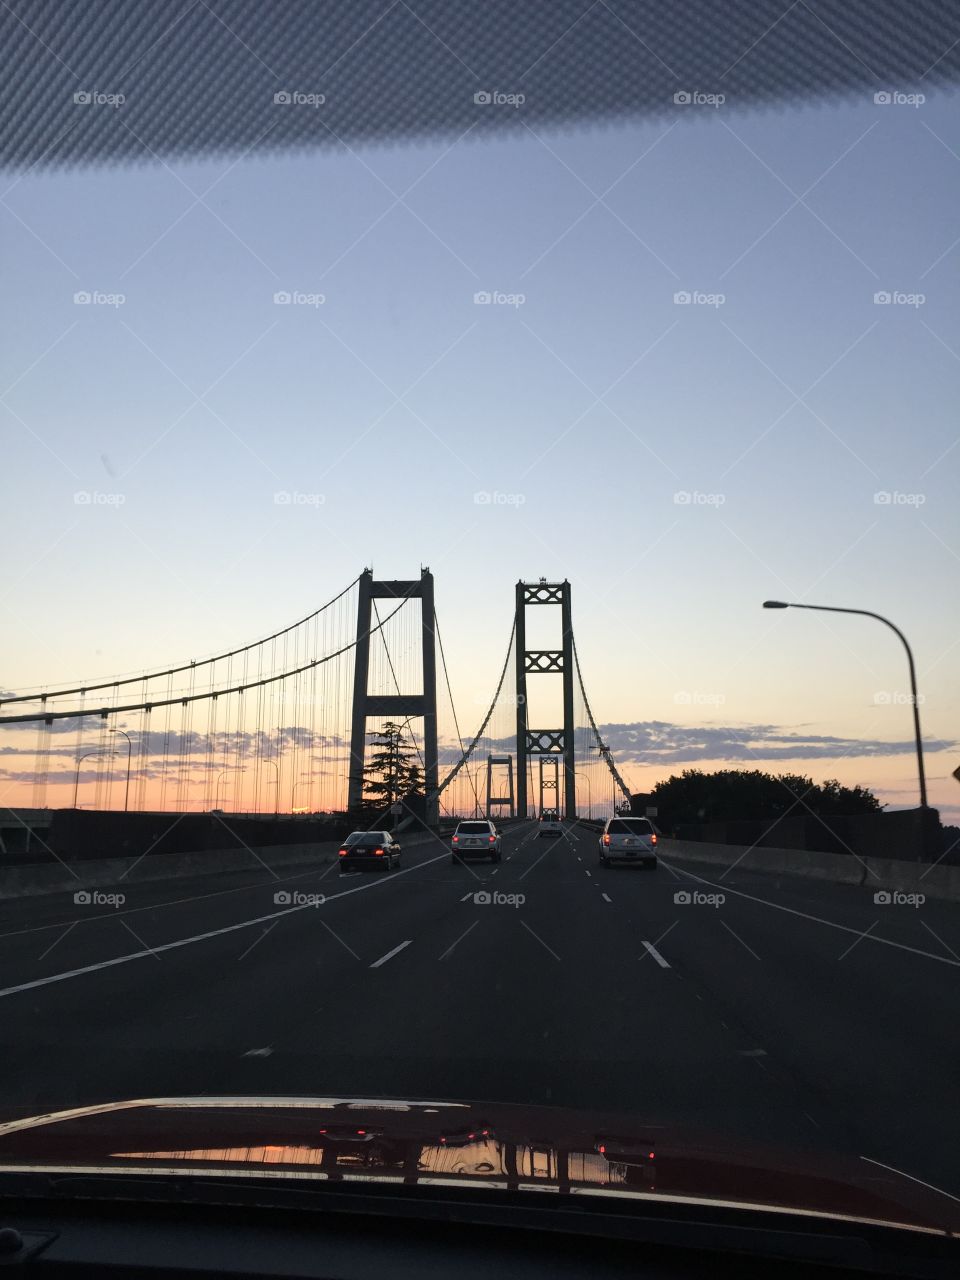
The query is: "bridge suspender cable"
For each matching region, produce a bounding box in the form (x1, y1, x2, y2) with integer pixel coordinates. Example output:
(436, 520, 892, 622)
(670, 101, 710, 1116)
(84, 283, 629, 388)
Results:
(571, 635, 632, 804)
(0, 591, 413, 727)
(431, 616, 517, 803)
(0, 574, 364, 707)
(434, 610, 481, 815)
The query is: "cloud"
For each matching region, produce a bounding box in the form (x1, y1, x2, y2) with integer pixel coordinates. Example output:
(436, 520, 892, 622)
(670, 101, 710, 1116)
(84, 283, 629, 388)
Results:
(598, 721, 957, 765)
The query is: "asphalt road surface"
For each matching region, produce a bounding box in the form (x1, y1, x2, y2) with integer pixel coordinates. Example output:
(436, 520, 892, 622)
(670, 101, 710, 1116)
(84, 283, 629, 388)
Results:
(0, 821, 956, 1193)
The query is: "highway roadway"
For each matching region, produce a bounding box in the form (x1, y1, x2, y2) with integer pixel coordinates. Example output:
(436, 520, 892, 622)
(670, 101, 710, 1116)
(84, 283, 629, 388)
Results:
(0, 821, 956, 1195)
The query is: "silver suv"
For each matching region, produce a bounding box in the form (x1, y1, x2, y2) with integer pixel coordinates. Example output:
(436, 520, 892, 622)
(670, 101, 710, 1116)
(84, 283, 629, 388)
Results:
(452, 819, 502, 863)
(599, 816, 657, 868)
(538, 808, 562, 838)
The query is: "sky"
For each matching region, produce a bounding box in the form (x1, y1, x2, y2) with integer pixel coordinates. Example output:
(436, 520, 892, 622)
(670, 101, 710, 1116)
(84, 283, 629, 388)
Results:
(2, 85, 959, 819)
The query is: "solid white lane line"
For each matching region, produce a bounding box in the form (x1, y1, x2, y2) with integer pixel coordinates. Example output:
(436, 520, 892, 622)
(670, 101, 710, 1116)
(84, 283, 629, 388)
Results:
(641, 941, 670, 968)
(660, 859, 960, 968)
(369, 940, 411, 969)
(601, 893, 612, 903)
(438, 920, 479, 961)
(0, 852, 451, 1000)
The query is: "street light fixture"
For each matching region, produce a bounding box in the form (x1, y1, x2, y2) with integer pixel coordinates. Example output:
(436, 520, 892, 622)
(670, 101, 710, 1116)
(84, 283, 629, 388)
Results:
(470, 764, 484, 818)
(291, 774, 313, 812)
(763, 600, 928, 809)
(108, 728, 133, 812)
(261, 760, 280, 815)
(215, 768, 246, 811)
(598, 742, 616, 816)
(575, 769, 592, 820)
(72, 750, 118, 809)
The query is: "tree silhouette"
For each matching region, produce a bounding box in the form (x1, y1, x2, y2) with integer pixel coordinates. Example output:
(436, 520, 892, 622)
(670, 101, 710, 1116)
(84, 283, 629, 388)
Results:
(361, 721, 423, 814)
(644, 768, 882, 828)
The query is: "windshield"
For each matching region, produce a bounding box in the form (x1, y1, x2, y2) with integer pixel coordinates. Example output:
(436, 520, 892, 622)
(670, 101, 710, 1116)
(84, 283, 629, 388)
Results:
(1, 0, 958, 1236)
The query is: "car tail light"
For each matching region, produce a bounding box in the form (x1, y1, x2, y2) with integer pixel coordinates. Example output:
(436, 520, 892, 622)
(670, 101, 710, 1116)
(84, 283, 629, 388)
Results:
(374, 848, 384, 856)
(651, 834, 657, 844)
(603, 833, 610, 845)
(452, 835, 458, 842)
(489, 835, 495, 842)
(338, 849, 348, 857)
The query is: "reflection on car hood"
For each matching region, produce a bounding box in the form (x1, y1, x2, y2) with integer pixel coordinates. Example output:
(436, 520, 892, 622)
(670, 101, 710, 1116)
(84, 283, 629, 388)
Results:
(0, 1095, 955, 1235)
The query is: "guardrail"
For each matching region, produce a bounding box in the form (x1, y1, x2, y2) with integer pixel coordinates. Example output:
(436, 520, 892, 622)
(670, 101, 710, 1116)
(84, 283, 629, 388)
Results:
(659, 838, 960, 902)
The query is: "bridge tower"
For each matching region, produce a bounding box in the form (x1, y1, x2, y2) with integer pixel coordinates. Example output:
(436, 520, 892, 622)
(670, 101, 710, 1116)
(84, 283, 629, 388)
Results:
(515, 579, 576, 820)
(347, 569, 439, 825)
(486, 753, 515, 820)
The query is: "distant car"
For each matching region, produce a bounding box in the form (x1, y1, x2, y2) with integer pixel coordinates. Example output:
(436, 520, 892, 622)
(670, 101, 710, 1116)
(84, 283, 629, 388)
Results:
(599, 817, 657, 868)
(338, 830, 402, 874)
(538, 809, 562, 838)
(451, 819, 501, 863)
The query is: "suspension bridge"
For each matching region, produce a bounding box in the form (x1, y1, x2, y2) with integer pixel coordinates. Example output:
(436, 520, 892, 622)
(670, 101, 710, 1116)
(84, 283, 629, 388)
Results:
(0, 572, 632, 826)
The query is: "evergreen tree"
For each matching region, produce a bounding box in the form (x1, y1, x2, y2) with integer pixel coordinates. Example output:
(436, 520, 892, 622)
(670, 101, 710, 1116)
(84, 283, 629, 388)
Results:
(361, 721, 424, 813)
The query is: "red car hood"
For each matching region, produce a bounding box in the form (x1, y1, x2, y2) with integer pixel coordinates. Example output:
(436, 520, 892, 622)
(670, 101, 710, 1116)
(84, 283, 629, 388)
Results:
(0, 1095, 955, 1236)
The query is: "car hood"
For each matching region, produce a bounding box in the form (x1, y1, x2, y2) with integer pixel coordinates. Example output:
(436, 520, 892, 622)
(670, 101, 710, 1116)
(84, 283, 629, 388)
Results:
(0, 1095, 955, 1235)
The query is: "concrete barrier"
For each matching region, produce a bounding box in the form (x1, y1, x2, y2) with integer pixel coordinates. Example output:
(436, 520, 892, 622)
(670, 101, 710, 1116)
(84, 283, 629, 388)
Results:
(0, 830, 447, 901)
(660, 838, 960, 902)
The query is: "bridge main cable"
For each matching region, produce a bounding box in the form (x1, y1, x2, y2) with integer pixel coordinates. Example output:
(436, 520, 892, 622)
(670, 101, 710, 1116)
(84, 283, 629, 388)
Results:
(0, 589, 412, 726)
(572, 634, 632, 804)
(0, 573, 364, 707)
(430, 615, 517, 804)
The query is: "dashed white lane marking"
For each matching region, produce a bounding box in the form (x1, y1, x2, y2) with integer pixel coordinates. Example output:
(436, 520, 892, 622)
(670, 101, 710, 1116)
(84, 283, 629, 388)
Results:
(242, 1046, 273, 1058)
(738, 1048, 767, 1057)
(369, 940, 411, 969)
(438, 920, 479, 961)
(491, 868, 499, 876)
(0, 851, 452, 1001)
(640, 940, 670, 968)
(601, 893, 612, 903)
(585, 870, 592, 879)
